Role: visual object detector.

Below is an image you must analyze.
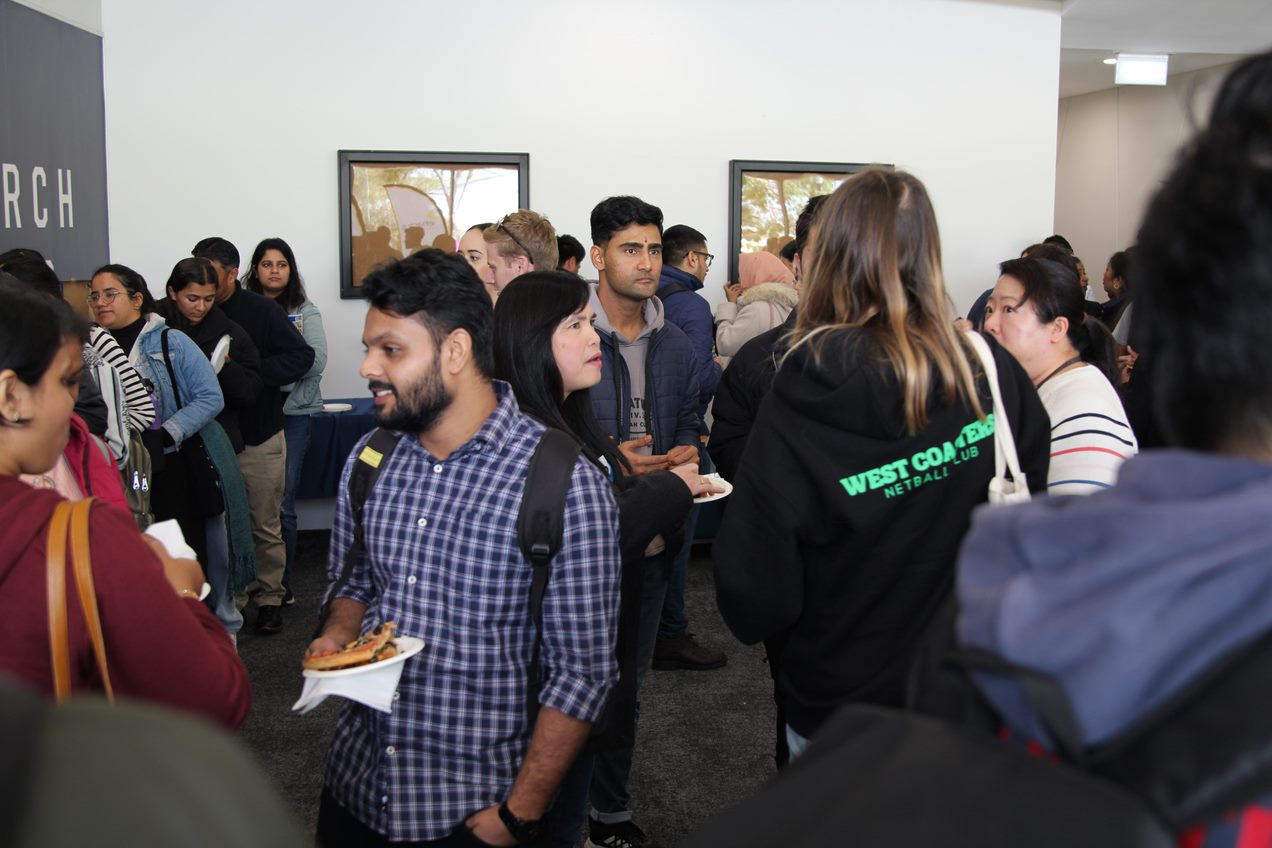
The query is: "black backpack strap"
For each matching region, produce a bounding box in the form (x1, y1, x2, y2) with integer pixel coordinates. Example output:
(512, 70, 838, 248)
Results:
(159, 328, 183, 408)
(312, 428, 404, 639)
(517, 428, 582, 723)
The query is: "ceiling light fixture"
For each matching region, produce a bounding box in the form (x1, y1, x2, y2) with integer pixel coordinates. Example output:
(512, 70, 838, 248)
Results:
(1103, 58, 1118, 65)
(1114, 53, 1169, 86)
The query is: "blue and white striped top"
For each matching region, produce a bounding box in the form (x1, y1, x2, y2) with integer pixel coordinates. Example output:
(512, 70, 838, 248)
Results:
(1037, 364, 1137, 495)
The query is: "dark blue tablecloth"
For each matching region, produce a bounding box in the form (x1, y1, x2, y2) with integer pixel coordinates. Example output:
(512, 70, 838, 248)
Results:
(297, 397, 378, 500)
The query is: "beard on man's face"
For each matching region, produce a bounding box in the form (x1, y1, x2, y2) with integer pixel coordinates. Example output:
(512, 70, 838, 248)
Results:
(370, 365, 452, 434)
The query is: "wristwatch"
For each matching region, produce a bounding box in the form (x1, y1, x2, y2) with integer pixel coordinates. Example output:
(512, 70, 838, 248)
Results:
(497, 801, 545, 844)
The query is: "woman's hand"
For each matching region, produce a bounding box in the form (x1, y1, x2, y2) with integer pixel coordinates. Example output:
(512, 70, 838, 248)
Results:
(1118, 345, 1139, 384)
(141, 535, 203, 596)
(671, 463, 725, 498)
(724, 282, 743, 304)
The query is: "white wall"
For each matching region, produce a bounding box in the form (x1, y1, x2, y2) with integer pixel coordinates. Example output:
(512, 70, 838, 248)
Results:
(1055, 62, 1234, 294)
(102, 0, 1061, 398)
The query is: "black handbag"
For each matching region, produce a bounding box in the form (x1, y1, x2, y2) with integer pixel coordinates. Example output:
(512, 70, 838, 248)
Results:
(160, 330, 225, 518)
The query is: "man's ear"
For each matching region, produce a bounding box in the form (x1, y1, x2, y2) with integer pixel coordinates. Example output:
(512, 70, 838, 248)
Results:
(440, 328, 473, 376)
(590, 244, 606, 273)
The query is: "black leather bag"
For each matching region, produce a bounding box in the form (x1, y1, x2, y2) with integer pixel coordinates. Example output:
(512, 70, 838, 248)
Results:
(160, 330, 224, 518)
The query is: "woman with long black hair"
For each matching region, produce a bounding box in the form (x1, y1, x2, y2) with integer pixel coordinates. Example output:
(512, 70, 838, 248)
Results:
(244, 237, 327, 603)
(492, 270, 718, 848)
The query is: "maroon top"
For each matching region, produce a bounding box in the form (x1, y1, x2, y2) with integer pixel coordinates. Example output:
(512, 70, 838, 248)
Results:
(0, 476, 250, 729)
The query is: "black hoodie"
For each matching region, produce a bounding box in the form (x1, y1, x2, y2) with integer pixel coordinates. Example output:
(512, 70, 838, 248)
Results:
(713, 330, 1049, 737)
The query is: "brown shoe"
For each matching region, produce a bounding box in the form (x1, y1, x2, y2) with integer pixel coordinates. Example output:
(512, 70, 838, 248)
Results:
(651, 633, 727, 671)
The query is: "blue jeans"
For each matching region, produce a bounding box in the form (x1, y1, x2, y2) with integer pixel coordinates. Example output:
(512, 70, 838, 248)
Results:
(280, 413, 311, 586)
(659, 446, 712, 639)
(785, 724, 811, 761)
(589, 550, 671, 819)
(203, 513, 243, 635)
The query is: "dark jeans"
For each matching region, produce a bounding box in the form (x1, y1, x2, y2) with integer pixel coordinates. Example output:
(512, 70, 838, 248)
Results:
(658, 446, 712, 640)
(316, 789, 523, 848)
(587, 550, 671, 820)
(281, 412, 312, 586)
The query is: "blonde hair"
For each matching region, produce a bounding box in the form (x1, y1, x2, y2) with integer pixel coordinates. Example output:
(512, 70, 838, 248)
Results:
(791, 168, 984, 433)
(484, 210, 559, 271)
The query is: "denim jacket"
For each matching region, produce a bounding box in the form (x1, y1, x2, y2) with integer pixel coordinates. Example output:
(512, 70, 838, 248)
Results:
(129, 314, 224, 450)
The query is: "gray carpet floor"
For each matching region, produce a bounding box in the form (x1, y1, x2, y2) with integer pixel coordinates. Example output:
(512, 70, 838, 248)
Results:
(236, 530, 777, 846)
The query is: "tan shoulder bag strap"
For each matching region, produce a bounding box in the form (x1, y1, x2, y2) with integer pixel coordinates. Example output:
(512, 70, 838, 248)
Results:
(46, 501, 73, 703)
(45, 498, 114, 704)
(69, 498, 113, 700)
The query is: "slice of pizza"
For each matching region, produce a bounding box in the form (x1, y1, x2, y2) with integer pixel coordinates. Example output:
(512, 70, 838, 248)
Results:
(303, 621, 397, 671)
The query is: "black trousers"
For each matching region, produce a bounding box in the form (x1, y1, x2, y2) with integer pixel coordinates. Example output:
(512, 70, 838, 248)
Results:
(316, 789, 530, 848)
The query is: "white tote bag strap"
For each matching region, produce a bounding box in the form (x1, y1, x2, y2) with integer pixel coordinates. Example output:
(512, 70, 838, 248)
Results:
(963, 331, 1030, 504)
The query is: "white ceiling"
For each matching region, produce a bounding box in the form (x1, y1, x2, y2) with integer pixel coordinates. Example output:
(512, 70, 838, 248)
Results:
(1057, 0, 1272, 98)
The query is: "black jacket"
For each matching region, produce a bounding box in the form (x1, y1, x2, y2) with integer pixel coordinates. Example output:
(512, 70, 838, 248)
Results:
(218, 287, 313, 446)
(713, 330, 1050, 737)
(707, 312, 796, 482)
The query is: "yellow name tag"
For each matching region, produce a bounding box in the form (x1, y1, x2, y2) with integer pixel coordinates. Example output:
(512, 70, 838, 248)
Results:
(359, 446, 384, 469)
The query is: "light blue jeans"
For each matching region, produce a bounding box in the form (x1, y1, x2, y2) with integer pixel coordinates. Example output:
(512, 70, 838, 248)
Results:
(203, 512, 243, 635)
(785, 724, 811, 761)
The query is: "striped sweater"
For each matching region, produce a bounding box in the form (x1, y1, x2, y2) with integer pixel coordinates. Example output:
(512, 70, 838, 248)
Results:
(88, 325, 155, 433)
(1037, 364, 1137, 495)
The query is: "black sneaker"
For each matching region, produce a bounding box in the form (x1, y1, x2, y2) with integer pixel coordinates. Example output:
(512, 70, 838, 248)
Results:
(586, 818, 661, 848)
(255, 605, 283, 635)
(282, 586, 296, 606)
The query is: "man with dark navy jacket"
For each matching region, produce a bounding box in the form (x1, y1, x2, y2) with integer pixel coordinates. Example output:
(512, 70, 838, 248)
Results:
(584, 195, 700, 848)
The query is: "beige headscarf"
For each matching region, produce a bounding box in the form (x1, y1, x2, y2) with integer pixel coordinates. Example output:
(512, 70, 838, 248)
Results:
(738, 251, 796, 290)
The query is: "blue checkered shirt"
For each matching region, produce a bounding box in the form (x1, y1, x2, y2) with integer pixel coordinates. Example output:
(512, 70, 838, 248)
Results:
(322, 382, 620, 841)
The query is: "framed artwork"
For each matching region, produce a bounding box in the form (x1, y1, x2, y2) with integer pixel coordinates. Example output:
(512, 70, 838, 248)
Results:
(727, 159, 882, 282)
(338, 150, 529, 298)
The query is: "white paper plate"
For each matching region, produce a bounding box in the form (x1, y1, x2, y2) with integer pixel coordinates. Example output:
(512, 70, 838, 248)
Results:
(302, 635, 425, 679)
(322, 402, 354, 413)
(694, 473, 733, 503)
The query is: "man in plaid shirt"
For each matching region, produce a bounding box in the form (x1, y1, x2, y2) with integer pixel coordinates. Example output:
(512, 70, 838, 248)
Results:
(307, 250, 621, 846)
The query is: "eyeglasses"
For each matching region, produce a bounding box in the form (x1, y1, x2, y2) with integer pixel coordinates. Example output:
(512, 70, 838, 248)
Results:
(88, 289, 125, 304)
(497, 219, 533, 262)
(692, 251, 715, 268)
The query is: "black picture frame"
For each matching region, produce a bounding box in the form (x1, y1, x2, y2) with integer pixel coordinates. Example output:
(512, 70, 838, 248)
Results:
(338, 150, 529, 298)
(727, 159, 882, 282)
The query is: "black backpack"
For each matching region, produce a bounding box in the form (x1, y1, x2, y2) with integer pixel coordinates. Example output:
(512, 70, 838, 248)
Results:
(314, 426, 582, 722)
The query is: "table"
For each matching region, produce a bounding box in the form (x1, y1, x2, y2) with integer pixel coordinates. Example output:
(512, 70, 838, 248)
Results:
(296, 397, 378, 500)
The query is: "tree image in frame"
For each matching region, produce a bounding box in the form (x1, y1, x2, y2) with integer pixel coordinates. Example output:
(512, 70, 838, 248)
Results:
(740, 172, 848, 255)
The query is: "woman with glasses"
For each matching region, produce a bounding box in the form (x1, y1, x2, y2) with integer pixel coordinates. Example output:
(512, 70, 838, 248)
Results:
(243, 237, 327, 604)
(89, 264, 225, 565)
(713, 169, 1050, 758)
(714, 251, 800, 361)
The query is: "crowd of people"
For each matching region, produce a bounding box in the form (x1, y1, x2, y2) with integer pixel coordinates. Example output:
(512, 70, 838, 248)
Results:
(4, 47, 1272, 848)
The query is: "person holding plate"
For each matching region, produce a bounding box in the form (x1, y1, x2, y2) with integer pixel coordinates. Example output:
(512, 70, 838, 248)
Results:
(492, 270, 720, 848)
(306, 250, 621, 847)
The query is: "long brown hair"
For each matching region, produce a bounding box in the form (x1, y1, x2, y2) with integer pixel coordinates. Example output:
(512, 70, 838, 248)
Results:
(791, 168, 983, 432)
